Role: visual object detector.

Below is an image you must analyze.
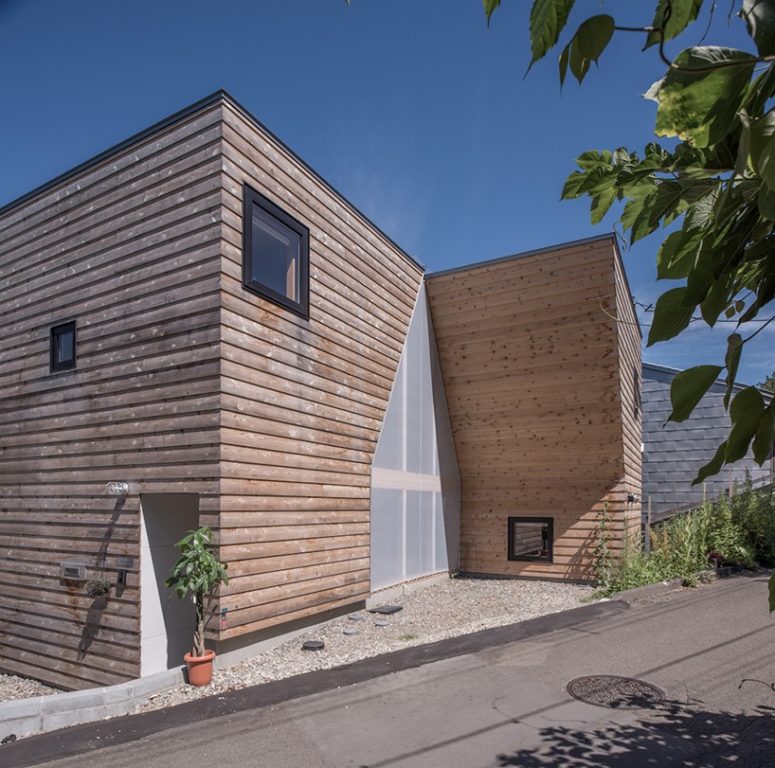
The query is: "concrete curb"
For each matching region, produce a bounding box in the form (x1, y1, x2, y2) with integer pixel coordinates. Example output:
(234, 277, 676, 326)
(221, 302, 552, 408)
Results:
(1, 600, 628, 767)
(0, 666, 185, 743)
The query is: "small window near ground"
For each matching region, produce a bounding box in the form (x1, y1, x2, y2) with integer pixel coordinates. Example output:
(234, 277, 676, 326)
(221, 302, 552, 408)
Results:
(242, 184, 309, 318)
(50, 321, 76, 372)
(508, 517, 553, 562)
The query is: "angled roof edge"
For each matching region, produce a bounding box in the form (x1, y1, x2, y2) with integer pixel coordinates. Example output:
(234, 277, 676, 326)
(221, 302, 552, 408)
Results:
(643, 360, 770, 396)
(425, 232, 617, 279)
(610, 232, 643, 340)
(0, 89, 425, 273)
(425, 232, 644, 339)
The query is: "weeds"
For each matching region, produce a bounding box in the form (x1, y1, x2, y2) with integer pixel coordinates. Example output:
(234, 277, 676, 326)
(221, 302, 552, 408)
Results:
(597, 479, 772, 597)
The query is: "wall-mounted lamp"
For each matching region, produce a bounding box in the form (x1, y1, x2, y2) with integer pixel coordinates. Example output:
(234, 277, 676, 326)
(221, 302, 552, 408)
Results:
(105, 481, 130, 496)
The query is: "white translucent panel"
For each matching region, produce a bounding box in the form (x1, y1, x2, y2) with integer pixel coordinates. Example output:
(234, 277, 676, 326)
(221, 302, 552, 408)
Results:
(370, 489, 404, 591)
(433, 492, 448, 571)
(371, 284, 460, 591)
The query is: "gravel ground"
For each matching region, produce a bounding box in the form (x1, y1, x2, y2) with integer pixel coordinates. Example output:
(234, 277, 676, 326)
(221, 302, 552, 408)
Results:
(0, 674, 58, 703)
(136, 576, 594, 713)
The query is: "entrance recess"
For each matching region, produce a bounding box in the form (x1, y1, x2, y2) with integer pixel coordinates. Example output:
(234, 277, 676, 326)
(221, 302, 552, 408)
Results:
(140, 493, 200, 676)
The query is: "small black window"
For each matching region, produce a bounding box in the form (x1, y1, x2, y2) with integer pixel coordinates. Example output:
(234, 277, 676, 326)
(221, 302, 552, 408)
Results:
(242, 184, 309, 318)
(50, 321, 76, 372)
(508, 517, 553, 562)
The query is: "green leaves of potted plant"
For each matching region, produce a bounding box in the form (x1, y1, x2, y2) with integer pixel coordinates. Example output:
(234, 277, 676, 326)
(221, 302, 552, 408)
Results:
(166, 526, 228, 686)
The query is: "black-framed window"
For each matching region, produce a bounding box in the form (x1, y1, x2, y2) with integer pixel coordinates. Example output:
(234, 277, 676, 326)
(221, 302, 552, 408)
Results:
(242, 184, 309, 318)
(50, 321, 76, 372)
(508, 517, 554, 562)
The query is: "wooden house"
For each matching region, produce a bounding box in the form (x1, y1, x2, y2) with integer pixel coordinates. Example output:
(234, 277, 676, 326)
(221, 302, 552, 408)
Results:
(425, 237, 642, 580)
(0, 91, 640, 690)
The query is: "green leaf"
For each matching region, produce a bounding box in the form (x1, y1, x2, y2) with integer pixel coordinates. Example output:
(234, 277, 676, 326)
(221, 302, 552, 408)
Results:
(591, 185, 617, 224)
(753, 402, 775, 464)
(668, 365, 723, 422)
(757, 184, 775, 219)
(568, 15, 615, 84)
(693, 440, 727, 484)
(529, 0, 575, 64)
(561, 170, 585, 198)
(749, 110, 775, 191)
(482, 0, 501, 23)
(621, 182, 657, 242)
(724, 333, 743, 408)
(559, 43, 570, 87)
(726, 386, 766, 462)
(645, 0, 704, 49)
(698, 268, 732, 324)
(741, 0, 775, 56)
(647, 287, 697, 345)
(654, 47, 757, 147)
(769, 572, 775, 613)
(657, 229, 701, 279)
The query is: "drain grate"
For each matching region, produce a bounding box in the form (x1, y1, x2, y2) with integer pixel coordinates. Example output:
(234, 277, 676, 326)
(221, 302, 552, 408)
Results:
(567, 675, 665, 710)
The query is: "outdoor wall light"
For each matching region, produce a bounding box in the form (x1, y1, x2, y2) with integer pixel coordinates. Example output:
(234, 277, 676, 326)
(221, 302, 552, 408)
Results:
(105, 481, 130, 496)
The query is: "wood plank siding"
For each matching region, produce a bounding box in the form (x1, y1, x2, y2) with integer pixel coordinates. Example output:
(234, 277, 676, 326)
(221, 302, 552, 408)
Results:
(0, 104, 224, 689)
(0, 92, 423, 686)
(215, 99, 422, 640)
(425, 235, 642, 581)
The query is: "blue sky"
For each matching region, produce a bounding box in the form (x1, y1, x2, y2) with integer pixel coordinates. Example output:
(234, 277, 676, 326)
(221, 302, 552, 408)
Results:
(1, 0, 772, 385)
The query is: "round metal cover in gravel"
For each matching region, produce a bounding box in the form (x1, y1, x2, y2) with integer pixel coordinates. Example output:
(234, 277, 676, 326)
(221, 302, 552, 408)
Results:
(567, 675, 665, 709)
(301, 640, 325, 651)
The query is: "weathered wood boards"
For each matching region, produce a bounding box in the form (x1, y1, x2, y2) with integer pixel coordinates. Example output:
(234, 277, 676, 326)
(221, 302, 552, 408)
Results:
(426, 235, 642, 581)
(0, 92, 422, 688)
(216, 99, 422, 639)
(0, 104, 224, 689)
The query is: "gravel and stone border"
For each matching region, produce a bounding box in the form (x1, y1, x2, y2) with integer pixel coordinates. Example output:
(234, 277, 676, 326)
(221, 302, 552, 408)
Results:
(0, 677, 58, 704)
(0, 576, 593, 741)
(136, 576, 594, 713)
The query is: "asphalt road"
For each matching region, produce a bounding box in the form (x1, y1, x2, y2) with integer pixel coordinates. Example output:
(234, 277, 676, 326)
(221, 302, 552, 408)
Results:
(8, 573, 775, 767)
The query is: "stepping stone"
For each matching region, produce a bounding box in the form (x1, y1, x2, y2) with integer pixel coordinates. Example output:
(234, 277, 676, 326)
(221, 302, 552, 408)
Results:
(348, 613, 366, 621)
(368, 604, 403, 615)
(342, 627, 360, 636)
(374, 619, 391, 628)
(301, 640, 325, 651)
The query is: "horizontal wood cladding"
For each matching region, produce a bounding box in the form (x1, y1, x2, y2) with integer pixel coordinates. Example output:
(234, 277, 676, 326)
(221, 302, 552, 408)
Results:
(614, 246, 643, 536)
(214, 100, 422, 640)
(0, 105, 224, 689)
(427, 236, 636, 582)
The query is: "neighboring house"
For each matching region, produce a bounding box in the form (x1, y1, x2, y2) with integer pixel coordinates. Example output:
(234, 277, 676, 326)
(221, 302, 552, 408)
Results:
(641, 362, 773, 521)
(0, 90, 641, 690)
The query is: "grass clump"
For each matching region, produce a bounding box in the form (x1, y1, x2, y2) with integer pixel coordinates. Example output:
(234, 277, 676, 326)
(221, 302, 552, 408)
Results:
(597, 479, 772, 597)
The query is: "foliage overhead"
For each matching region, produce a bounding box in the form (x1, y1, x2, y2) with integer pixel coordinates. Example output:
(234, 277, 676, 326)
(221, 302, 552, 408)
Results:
(759, 369, 775, 391)
(166, 526, 228, 658)
(484, 0, 775, 488)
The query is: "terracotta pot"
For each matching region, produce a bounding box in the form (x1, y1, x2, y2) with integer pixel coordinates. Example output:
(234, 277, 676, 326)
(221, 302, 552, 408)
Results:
(184, 649, 215, 686)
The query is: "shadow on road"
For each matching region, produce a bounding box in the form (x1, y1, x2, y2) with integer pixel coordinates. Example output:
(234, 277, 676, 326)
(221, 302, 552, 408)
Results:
(495, 698, 775, 768)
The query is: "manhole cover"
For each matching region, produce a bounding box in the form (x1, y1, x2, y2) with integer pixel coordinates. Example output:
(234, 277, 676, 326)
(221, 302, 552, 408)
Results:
(566, 676, 665, 709)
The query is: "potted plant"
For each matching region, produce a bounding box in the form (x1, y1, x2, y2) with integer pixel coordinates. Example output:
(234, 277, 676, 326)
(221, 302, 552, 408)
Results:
(166, 526, 228, 686)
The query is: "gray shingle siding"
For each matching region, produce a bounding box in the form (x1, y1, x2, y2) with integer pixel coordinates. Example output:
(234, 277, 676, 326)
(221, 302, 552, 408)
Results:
(642, 363, 772, 518)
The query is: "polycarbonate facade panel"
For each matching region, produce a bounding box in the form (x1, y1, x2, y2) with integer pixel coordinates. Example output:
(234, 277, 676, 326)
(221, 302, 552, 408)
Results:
(370, 284, 461, 591)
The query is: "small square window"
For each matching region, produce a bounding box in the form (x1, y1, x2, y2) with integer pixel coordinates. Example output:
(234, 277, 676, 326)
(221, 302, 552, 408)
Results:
(508, 517, 553, 562)
(242, 184, 309, 318)
(50, 321, 76, 372)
